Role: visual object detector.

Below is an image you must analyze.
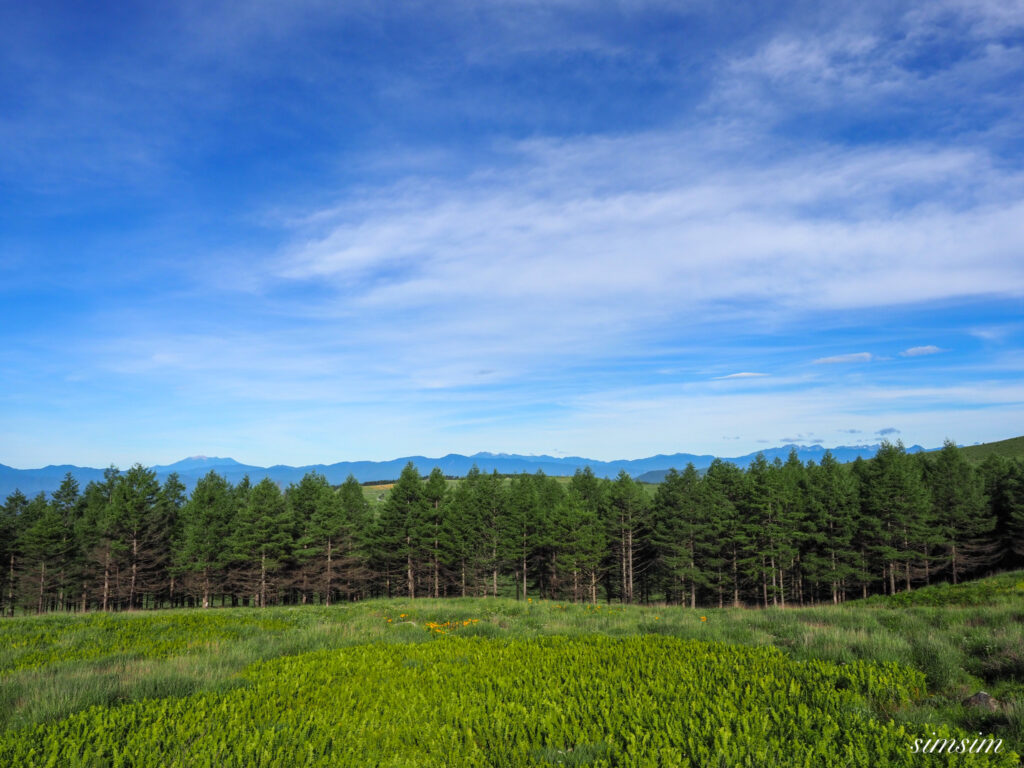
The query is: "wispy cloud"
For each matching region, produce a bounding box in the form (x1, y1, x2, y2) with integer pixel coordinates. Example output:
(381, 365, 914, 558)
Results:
(877, 427, 901, 436)
(900, 345, 944, 357)
(2, 1, 1023, 466)
(813, 353, 874, 364)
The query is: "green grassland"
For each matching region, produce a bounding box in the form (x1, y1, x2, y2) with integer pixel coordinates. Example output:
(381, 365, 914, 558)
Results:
(1, 574, 1022, 765)
(960, 435, 1024, 463)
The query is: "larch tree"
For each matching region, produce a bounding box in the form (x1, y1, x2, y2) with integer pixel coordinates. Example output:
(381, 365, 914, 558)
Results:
(76, 467, 121, 611)
(803, 452, 860, 603)
(504, 473, 540, 600)
(926, 441, 997, 583)
(107, 464, 162, 610)
(157, 473, 187, 607)
(229, 477, 292, 607)
(650, 465, 705, 607)
(422, 468, 449, 599)
(702, 459, 746, 607)
(442, 466, 484, 597)
(50, 473, 81, 611)
(375, 463, 427, 598)
(19, 493, 63, 613)
(863, 442, 931, 594)
(177, 471, 235, 608)
(606, 470, 647, 604)
(1, 491, 28, 616)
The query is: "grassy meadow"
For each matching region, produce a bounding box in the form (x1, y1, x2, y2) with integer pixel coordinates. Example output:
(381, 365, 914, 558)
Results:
(0, 573, 1022, 765)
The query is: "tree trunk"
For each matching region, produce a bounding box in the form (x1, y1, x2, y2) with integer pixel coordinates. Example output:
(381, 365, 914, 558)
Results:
(433, 536, 440, 599)
(260, 553, 267, 608)
(522, 536, 528, 601)
(37, 562, 46, 614)
(406, 535, 415, 598)
(626, 528, 634, 604)
(102, 550, 110, 612)
(129, 533, 138, 610)
(731, 550, 740, 607)
(325, 538, 333, 607)
(8, 554, 15, 617)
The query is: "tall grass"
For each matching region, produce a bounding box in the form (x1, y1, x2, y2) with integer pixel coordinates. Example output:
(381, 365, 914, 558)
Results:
(1, 572, 1022, 742)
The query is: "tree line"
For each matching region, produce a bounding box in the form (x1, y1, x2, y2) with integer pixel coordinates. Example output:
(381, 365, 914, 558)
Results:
(1, 440, 1022, 614)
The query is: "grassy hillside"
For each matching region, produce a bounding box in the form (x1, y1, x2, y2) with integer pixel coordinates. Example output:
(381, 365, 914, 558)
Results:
(960, 435, 1024, 462)
(1, 573, 1022, 764)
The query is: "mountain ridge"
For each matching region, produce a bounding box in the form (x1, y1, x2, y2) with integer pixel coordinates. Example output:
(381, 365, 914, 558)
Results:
(0, 442, 931, 499)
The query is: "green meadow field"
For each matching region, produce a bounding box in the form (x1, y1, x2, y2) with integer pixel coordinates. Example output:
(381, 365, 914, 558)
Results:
(1, 573, 1022, 766)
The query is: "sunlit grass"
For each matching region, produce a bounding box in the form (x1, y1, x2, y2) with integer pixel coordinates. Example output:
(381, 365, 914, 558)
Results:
(1, 571, 1022, 743)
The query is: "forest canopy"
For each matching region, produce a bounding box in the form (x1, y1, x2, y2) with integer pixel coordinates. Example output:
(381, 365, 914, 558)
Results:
(2, 441, 1022, 614)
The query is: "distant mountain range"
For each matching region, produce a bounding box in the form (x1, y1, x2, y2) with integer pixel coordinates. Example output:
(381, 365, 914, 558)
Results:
(0, 444, 929, 500)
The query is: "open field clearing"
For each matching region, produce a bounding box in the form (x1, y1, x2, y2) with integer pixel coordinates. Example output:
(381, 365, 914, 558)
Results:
(0, 573, 1022, 765)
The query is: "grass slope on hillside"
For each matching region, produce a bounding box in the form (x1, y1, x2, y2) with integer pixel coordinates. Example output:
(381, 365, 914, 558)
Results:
(960, 435, 1024, 462)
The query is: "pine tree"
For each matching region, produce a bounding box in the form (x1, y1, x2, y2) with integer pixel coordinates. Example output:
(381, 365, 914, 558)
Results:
(926, 441, 997, 583)
(375, 463, 427, 598)
(863, 442, 931, 594)
(702, 459, 746, 607)
(443, 466, 484, 597)
(158, 474, 187, 607)
(423, 468, 448, 599)
(606, 471, 647, 604)
(76, 467, 121, 611)
(228, 477, 292, 607)
(177, 471, 234, 608)
(776, 450, 808, 606)
(650, 465, 705, 607)
(553, 487, 606, 603)
(504, 473, 540, 600)
(567, 467, 607, 603)
(743, 455, 786, 607)
(107, 464, 162, 609)
(19, 493, 63, 613)
(803, 452, 860, 603)
(335, 475, 372, 600)
(478, 471, 506, 598)
(1004, 459, 1024, 564)
(49, 473, 81, 612)
(532, 474, 565, 599)
(294, 472, 368, 605)
(1, 491, 28, 616)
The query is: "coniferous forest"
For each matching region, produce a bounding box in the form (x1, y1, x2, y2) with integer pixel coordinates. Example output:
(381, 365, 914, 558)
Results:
(2, 440, 1022, 615)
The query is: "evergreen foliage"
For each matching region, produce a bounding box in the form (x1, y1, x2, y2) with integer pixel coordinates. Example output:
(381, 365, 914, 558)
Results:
(0, 440, 1019, 612)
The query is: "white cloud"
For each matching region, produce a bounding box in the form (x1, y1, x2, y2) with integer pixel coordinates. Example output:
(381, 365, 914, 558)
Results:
(900, 345, 944, 357)
(268, 131, 1024, 393)
(813, 352, 874, 364)
(714, 372, 770, 379)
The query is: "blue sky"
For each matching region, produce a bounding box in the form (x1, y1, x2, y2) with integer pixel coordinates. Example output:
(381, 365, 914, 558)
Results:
(2, 0, 1023, 468)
